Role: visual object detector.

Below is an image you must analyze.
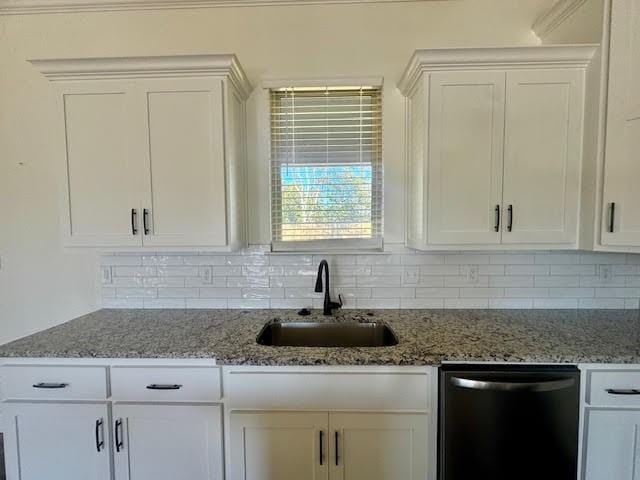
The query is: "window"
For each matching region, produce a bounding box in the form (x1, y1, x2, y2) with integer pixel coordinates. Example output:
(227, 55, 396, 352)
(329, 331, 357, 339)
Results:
(270, 85, 383, 251)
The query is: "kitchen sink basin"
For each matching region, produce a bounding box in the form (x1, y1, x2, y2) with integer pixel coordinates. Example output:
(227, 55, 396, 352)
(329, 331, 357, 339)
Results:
(256, 321, 399, 347)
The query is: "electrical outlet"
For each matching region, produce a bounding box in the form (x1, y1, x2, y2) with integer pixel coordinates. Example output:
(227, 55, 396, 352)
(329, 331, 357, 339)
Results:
(598, 264, 613, 283)
(467, 265, 479, 284)
(101, 266, 112, 285)
(200, 266, 213, 284)
(403, 266, 419, 286)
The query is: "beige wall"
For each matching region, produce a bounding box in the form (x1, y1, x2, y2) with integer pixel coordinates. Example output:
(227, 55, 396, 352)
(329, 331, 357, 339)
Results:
(543, 0, 605, 44)
(0, 0, 554, 343)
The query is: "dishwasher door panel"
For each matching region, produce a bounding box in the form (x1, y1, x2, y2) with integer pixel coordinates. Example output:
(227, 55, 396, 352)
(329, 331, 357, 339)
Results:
(439, 366, 580, 480)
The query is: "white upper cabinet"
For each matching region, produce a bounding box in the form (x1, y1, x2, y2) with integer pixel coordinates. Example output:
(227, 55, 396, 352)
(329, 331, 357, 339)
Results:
(400, 46, 595, 250)
(57, 81, 142, 247)
(427, 71, 505, 245)
(502, 69, 583, 244)
(31, 55, 252, 250)
(600, 0, 640, 247)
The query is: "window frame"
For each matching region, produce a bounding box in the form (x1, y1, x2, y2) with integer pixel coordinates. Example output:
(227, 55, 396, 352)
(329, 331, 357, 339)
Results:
(264, 77, 385, 252)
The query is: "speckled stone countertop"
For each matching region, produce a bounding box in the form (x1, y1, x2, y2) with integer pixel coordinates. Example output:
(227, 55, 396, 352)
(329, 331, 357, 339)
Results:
(0, 309, 638, 365)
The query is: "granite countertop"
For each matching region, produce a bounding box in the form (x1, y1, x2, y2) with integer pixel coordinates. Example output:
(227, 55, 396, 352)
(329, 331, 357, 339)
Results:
(0, 309, 638, 366)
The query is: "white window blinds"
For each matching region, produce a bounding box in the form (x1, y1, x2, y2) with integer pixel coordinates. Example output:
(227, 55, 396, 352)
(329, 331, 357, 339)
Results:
(270, 85, 383, 251)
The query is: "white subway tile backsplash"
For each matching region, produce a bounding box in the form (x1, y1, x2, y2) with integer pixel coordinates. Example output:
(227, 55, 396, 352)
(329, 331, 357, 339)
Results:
(143, 298, 186, 308)
(157, 266, 199, 277)
(490, 254, 534, 265)
(416, 287, 459, 298)
(158, 287, 198, 298)
(505, 265, 550, 275)
(357, 255, 401, 265)
(142, 255, 184, 266)
(183, 255, 227, 265)
(116, 287, 157, 298)
(199, 287, 242, 298)
(228, 299, 271, 309)
(595, 287, 640, 298)
(371, 287, 415, 298)
(100, 248, 640, 310)
(460, 287, 503, 298)
(400, 298, 444, 309)
(550, 265, 597, 276)
(535, 276, 580, 287)
(445, 254, 491, 265)
(186, 298, 228, 308)
(227, 276, 270, 288)
(419, 265, 460, 276)
(549, 288, 594, 298)
(242, 287, 285, 299)
(356, 298, 400, 309)
(579, 298, 626, 309)
(533, 298, 579, 309)
(489, 298, 534, 309)
(357, 276, 402, 287)
(489, 276, 534, 287)
(114, 266, 156, 277)
(445, 298, 490, 309)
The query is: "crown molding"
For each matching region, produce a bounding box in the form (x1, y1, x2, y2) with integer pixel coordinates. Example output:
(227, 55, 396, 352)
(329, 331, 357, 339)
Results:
(262, 76, 384, 89)
(532, 0, 588, 40)
(398, 45, 598, 95)
(29, 54, 253, 99)
(0, 0, 429, 15)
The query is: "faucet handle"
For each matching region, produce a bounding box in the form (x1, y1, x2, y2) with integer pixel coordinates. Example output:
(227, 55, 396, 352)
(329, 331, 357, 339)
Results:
(329, 294, 343, 310)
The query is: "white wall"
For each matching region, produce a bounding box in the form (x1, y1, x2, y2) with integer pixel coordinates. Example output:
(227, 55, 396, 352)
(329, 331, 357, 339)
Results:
(0, 0, 556, 343)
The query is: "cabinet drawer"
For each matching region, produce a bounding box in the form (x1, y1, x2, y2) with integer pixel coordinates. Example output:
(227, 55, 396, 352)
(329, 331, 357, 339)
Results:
(588, 370, 640, 406)
(1, 365, 107, 400)
(111, 366, 221, 402)
(226, 367, 430, 411)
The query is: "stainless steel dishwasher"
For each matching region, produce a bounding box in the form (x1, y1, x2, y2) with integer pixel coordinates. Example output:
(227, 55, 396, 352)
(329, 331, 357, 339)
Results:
(439, 364, 580, 480)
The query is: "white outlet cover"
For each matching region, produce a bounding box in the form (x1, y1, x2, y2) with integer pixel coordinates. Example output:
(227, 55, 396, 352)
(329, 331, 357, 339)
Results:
(467, 265, 479, 284)
(403, 266, 419, 286)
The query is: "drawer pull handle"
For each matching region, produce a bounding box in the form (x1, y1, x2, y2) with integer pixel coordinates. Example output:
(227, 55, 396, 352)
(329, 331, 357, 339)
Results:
(335, 431, 339, 466)
(606, 388, 640, 395)
(95, 419, 104, 452)
(115, 419, 124, 452)
(146, 384, 182, 390)
(33, 382, 68, 389)
(319, 430, 324, 466)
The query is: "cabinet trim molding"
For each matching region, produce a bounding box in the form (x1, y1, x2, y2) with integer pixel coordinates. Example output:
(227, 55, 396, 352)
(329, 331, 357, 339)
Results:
(1, 0, 429, 15)
(398, 45, 597, 95)
(29, 54, 253, 99)
(532, 0, 589, 40)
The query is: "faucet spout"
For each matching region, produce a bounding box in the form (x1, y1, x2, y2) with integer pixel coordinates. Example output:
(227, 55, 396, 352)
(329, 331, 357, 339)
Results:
(314, 260, 342, 315)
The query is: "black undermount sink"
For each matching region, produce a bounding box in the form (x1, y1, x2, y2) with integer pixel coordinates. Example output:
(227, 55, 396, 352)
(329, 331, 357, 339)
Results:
(256, 321, 399, 348)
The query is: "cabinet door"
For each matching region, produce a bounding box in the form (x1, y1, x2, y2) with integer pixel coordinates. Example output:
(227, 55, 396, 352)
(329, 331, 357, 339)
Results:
(229, 411, 329, 480)
(502, 69, 583, 244)
(136, 78, 228, 248)
(329, 412, 428, 480)
(112, 404, 222, 480)
(427, 71, 505, 245)
(601, 0, 640, 246)
(3, 402, 111, 480)
(584, 409, 640, 480)
(60, 82, 142, 247)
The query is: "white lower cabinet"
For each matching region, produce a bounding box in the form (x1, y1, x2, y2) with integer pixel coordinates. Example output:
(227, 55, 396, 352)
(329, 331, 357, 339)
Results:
(229, 411, 428, 480)
(329, 413, 427, 480)
(229, 412, 328, 480)
(113, 404, 223, 480)
(584, 409, 640, 480)
(3, 402, 112, 480)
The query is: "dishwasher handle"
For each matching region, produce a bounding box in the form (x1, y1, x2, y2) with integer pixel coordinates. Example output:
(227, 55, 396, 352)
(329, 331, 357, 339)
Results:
(450, 376, 576, 392)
